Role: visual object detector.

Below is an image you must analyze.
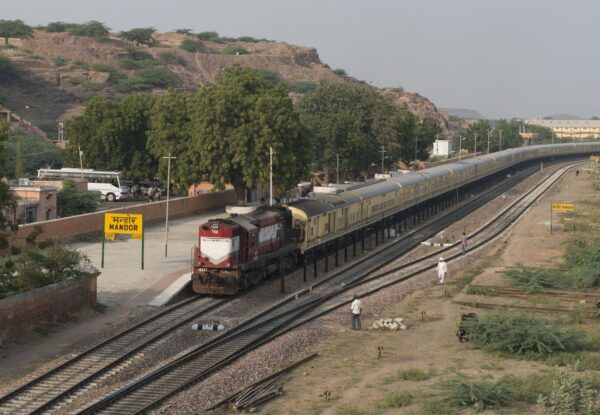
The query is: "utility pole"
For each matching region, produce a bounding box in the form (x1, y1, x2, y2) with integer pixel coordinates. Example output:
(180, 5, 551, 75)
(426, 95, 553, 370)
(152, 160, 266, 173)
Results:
(458, 135, 463, 161)
(380, 145, 386, 174)
(551, 131, 554, 145)
(336, 153, 340, 184)
(474, 132, 478, 155)
(78, 144, 84, 179)
(499, 130, 503, 151)
(163, 153, 177, 257)
(487, 129, 491, 154)
(269, 146, 274, 206)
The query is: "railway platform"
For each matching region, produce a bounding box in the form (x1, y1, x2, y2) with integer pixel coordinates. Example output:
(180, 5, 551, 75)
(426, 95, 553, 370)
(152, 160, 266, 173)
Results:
(70, 208, 228, 309)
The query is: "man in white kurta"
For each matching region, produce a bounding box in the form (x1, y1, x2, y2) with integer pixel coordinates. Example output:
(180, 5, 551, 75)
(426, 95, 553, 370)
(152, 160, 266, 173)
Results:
(350, 295, 362, 330)
(436, 258, 447, 284)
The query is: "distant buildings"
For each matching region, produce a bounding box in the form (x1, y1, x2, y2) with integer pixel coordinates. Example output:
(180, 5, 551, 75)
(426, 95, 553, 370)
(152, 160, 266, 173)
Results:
(524, 119, 600, 139)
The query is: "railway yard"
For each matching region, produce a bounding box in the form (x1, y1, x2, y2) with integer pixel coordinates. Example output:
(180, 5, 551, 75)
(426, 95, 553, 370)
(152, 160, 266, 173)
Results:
(0, 157, 599, 415)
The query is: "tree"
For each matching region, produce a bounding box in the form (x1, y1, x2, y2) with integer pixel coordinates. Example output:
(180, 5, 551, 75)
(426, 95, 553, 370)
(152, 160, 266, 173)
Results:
(189, 66, 310, 202)
(69, 21, 109, 38)
(4, 130, 64, 179)
(147, 90, 196, 190)
(14, 134, 23, 179)
(416, 117, 443, 160)
(57, 180, 100, 217)
(0, 121, 16, 248)
(0, 19, 33, 45)
(65, 94, 157, 179)
(458, 120, 492, 153)
(120, 27, 156, 46)
(297, 82, 418, 181)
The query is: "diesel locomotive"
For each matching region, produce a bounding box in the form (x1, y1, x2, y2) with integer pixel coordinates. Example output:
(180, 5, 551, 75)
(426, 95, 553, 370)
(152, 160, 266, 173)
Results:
(192, 142, 600, 294)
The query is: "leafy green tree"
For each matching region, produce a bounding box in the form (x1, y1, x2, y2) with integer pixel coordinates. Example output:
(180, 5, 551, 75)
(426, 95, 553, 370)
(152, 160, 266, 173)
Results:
(120, 27, 156, 46)
(69, 21, 109, 38)
(0, 19, 33, 45)
(458, 120, 492, 153)
(65, 94, 158, 178)
(175, 28, 193, 35)
(297, 82, 419, 181)
(189, 66, 311, 202)
(0, 120, 9, 175)
(147, 90, 196, 189)
(14, 134, 23, 179)
(196, 31, 221, 41)
(179, 39, 204, 52)
(4, 129, 64, 178)
(57, 180, 100, 217)
(41, 22, 73, 33)
(0, 121, 16, 248)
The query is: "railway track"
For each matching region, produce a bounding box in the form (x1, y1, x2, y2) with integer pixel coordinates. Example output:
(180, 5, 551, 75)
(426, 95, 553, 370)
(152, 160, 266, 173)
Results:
(0, 296, 228, 415)
(74, 160, 580, 414)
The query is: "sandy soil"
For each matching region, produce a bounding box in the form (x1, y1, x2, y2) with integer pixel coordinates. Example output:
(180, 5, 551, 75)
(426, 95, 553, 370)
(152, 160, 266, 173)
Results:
(257, 166, 600, 414)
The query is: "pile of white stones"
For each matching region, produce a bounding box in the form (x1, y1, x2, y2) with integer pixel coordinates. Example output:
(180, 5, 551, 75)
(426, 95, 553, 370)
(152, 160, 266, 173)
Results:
(371, 317, 408, 330)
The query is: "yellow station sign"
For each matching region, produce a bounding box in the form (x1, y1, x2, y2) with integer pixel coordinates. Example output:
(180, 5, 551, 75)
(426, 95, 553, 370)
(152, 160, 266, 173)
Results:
(590, 155, 600, 161)
(104, 213, 143, 236)
(552, 203, 575, 212)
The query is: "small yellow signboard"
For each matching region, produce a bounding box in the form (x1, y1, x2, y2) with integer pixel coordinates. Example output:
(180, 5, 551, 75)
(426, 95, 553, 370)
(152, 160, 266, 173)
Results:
(102, 213, 145, 269)
(104, 213, 143, 236)
(552, 203, 575, 212)
(590, 155, 600, 161)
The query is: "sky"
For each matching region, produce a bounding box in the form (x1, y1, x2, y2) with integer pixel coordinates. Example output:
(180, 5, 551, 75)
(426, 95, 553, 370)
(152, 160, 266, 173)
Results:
(4, 0, 600, 119)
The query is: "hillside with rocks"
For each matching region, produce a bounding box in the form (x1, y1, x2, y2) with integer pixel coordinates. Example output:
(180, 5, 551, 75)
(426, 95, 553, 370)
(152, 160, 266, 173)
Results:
(0, 29, 448, 133)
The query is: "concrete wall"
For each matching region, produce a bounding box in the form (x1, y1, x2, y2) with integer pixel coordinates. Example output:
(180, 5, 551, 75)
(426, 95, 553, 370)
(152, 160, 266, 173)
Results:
(0, 274, 98, 345)
(10, 190, 236, 245)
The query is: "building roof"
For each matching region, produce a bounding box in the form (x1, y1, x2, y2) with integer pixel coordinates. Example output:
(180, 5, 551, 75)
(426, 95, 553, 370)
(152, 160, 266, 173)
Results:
(525, 119, 600, 128)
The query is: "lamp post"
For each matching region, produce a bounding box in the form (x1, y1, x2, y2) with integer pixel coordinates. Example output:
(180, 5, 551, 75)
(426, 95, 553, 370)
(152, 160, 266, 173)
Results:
(269, 147, 274, 206)
(458, 135, 463, 161)
(414, 137, 418, 161)
(336, 153, 340, 184)
(474, 132, 477, 155)
(499, 129, 503, 151)
(487, 129, 491, 154)
(380, 145, 386, 174)
(163, 153, 177, 257)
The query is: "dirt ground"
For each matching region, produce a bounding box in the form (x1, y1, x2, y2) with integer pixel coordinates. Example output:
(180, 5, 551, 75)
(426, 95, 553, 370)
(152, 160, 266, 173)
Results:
(259, 165, 600, 414)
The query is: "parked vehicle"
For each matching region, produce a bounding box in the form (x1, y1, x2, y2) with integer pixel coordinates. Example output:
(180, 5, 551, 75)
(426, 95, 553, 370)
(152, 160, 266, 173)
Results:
(37, 168, 130, 201)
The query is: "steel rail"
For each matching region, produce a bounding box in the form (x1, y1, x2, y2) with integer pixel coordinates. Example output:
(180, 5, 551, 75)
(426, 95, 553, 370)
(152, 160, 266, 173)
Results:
(75, 158, 578, 414)
(0, 296, 229, 415)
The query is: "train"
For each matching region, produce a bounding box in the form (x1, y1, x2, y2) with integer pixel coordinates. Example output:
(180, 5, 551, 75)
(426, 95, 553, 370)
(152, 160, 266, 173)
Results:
(191, 142, 600, 294)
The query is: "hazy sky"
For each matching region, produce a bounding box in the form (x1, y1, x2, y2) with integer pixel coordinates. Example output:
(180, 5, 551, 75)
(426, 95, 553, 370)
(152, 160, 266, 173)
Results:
(4, 0, 600, 119)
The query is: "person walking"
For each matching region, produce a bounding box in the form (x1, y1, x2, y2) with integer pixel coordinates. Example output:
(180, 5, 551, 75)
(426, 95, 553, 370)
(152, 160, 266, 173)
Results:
(436, 257, 447, 284)
(460, 232, 468, 256)
(350, 295, 362, 330)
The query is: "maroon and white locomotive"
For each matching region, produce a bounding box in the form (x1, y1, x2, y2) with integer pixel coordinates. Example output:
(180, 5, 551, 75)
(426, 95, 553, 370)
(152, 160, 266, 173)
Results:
(191, 207, 295, 295)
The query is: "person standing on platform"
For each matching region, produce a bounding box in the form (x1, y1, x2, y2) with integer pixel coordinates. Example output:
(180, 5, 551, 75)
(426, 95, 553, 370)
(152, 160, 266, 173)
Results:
(436, 258, 447, 284)
(351, 295, 362, 330)
(461, 232, 468, 256)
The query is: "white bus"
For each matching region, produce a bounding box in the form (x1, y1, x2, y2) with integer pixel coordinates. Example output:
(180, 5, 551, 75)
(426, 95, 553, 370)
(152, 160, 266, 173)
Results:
(37, 168, 130, 202)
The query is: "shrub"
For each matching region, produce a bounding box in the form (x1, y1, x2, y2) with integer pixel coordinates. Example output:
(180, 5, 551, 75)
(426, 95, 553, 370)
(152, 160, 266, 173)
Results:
(461, 312, 590, 356)
(537, 363, 599, 415)
(57, 180, 100, 217)
(256, 69, 279, 84)
(126, 48, 155, 62)
(52, 56, 69, 66)
(118, 59, 142, 70)
(179, 39, 204, 52)
(0, 56, 16, 78)
(158, 52, 180, 64)
(236, 36, 262, 43)
(120, 27, 155, 46)
(504, 263, 564, 292)
(287, 80, 317, 93)
(69, 21, 109, 39)
(175, 28, 193, 35)
(196, 31, 221, 41)
(0, 244, 94, 299)
(333, 68, 348, 77)
(41, 22, 75, 33)
(91, 63, 113, 72)
(115, 67, 179, 92)
(439, 376, 519, 412)
(396, 368, 433, 381)
(334, 407, 368, 415)
(379, 390, 413, 408)
(222, 46, 249, 55)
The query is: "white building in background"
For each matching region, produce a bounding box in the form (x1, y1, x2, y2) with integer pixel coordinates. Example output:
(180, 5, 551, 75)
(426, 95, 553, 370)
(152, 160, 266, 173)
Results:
(524, 119, 600, 139)
(431, 139, 453, 157)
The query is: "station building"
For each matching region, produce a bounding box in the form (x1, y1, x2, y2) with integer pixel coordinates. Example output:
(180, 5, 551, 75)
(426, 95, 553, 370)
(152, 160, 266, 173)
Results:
(524, 119, 600, 139)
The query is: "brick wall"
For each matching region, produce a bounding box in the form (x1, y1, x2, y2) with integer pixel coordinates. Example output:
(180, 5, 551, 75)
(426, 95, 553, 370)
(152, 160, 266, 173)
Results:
(0, 274, 98, 345)
(10, 190, 236, 245)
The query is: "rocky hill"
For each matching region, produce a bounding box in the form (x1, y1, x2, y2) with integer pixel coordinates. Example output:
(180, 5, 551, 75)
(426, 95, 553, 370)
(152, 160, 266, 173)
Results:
(0, 30, 448, 133)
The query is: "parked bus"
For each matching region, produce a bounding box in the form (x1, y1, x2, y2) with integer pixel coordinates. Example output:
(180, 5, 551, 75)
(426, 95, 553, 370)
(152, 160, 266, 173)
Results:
(37, 168, 130, 201)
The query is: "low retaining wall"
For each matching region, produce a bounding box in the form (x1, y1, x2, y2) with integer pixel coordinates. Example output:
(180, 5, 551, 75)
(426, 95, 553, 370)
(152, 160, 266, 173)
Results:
(0, 274, 98, 345)
(10, 190, 236, 244)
